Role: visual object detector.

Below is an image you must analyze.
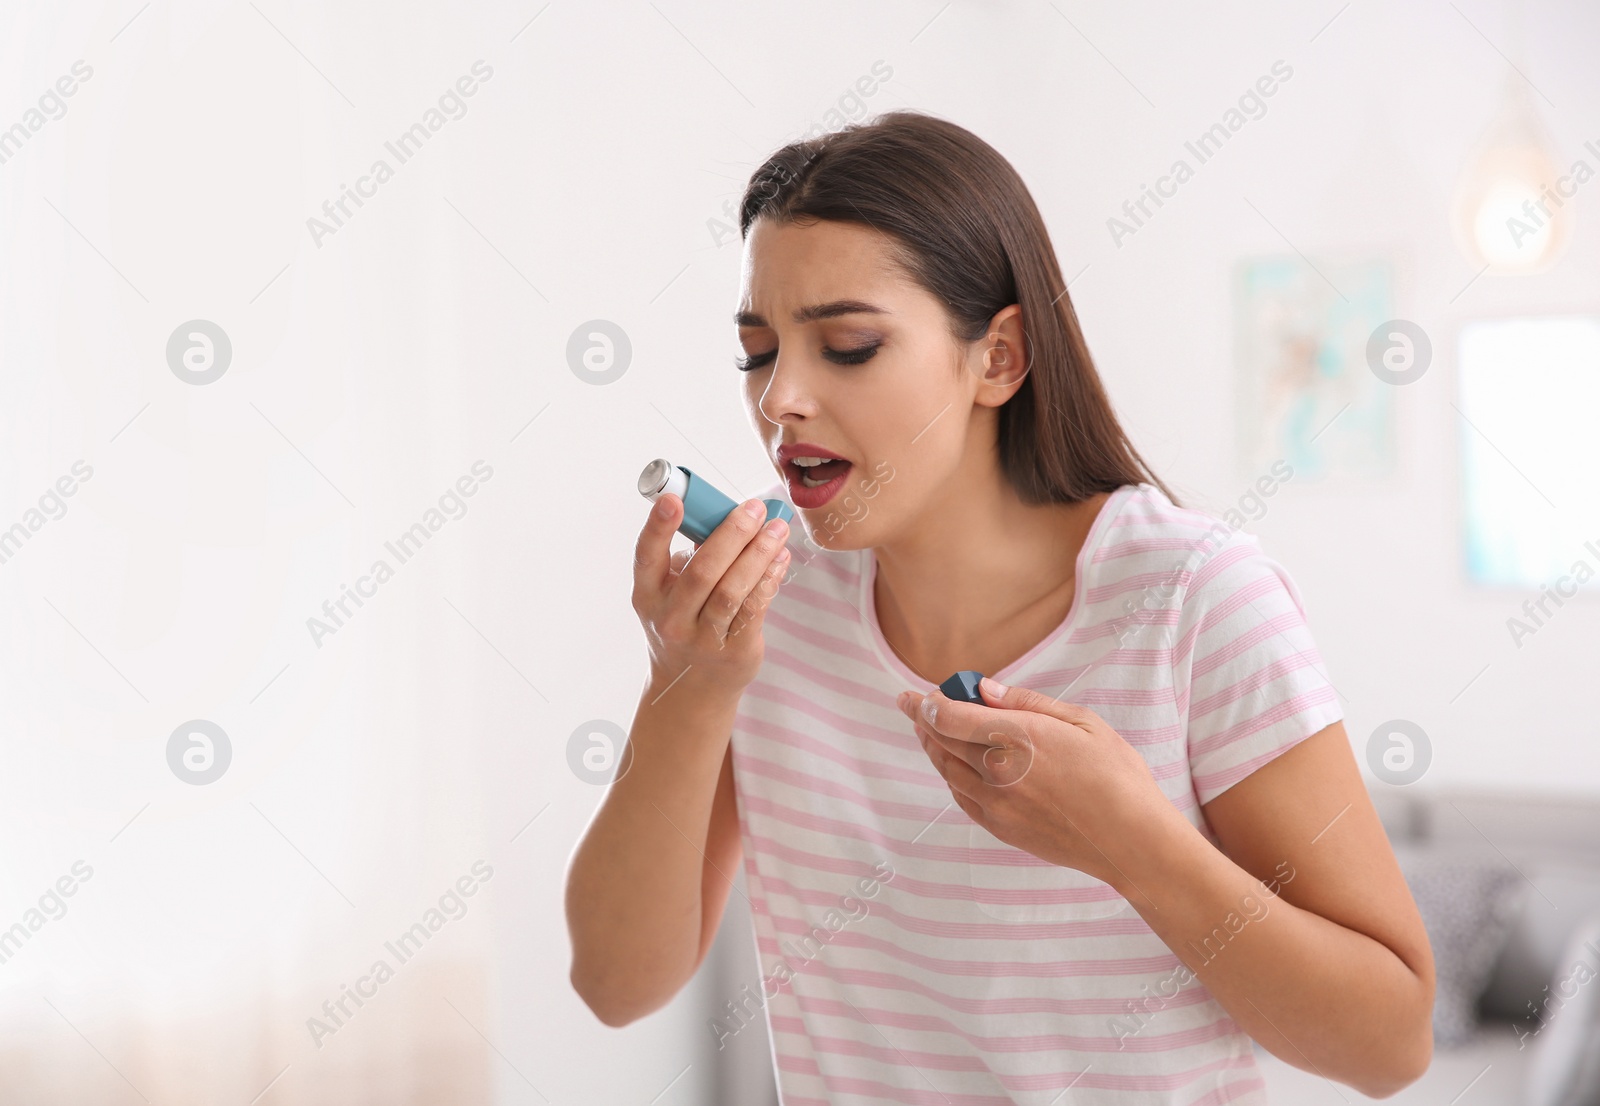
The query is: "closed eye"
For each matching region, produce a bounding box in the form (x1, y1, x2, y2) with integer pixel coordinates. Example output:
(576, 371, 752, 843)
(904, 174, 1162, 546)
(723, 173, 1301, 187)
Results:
(735, 343, 880, 373)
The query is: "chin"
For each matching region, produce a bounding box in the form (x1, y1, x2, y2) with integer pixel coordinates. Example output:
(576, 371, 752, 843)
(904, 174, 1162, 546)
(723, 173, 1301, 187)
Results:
(796, 516, 873, 554)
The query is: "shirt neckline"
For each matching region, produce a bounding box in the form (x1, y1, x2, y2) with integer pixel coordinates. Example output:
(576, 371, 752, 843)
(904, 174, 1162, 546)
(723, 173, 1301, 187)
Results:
(858, 483, 1138, 691)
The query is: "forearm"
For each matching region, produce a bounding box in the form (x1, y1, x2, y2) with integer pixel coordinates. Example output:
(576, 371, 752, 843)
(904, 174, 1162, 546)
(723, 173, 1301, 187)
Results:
(565, 667, 740, 1023)
(1100, 803, 1432, 1097)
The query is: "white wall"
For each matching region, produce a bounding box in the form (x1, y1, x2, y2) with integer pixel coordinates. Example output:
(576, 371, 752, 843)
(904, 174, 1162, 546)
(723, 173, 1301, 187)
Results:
(2, 1, 1596, 1102)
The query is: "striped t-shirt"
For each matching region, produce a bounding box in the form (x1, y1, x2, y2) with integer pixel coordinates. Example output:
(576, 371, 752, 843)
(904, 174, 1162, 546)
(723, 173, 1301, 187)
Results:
(726, 481, 1343, 1105)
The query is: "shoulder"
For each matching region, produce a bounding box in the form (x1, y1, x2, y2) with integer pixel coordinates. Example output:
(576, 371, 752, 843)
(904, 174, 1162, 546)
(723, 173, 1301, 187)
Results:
(1090, 484, 1308, 625)
(1090, 484, 1268, 586)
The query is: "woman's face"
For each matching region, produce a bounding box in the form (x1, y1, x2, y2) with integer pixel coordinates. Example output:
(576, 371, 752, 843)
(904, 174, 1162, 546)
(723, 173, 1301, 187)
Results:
(736, 215, 1021, 551)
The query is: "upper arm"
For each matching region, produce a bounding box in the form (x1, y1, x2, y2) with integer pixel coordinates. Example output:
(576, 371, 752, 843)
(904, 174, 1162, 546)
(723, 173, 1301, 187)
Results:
(1201, 719, 1435, 988)
(694, 739, 744, 972)
(1176, 536, 1433, 986)
(1177, 539, 1343, 805)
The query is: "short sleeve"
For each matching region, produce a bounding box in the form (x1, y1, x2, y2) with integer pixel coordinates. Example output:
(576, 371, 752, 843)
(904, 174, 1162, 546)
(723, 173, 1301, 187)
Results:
(1173, 532, 1343, 806)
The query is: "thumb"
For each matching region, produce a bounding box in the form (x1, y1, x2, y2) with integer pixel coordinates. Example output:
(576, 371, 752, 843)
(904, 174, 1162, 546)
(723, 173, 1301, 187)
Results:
(979, 676, 1087, 728)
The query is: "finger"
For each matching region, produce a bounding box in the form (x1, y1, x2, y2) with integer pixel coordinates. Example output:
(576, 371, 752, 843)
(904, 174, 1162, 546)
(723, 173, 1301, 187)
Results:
(977, 677, 1099, 731)
(918, 681, 1091, 753)
(633, 493, 684, 609)
(925, 715, 1034, 786)
(698, 515, 791, 641)
(915, 722, 987, 796)
(917, 715, 991, 774)
(671, 500, 778, 628)
(904, 691, 985, 764)
(896, 691, 928, 726)
(910, 688, 1038, 787)
(913, 690, 1026, 757)
(912, 689, 953, 735)
(978, 731, 1035, 788)
(717, 544, 793, 646)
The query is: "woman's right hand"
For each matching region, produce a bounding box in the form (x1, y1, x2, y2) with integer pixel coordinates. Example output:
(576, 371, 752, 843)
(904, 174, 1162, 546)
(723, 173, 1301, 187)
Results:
(632, 493, 792, 692)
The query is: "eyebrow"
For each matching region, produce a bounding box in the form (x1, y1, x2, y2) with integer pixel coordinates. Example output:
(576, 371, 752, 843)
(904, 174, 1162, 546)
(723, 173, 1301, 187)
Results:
(734, 299, 889, 327)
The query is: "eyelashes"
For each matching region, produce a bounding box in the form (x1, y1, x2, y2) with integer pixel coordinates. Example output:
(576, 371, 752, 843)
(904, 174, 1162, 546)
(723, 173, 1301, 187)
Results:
(828, 343, 880, 366)
(735, 343, 880, 373)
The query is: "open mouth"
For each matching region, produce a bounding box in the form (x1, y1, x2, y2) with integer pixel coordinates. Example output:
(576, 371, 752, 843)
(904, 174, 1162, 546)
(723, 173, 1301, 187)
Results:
(791, 458, 852, 487)
(784, 457, 854, 508)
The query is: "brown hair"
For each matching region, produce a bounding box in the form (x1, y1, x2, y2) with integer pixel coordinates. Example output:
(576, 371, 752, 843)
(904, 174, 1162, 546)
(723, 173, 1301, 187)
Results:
(738, 109, 1179, 507)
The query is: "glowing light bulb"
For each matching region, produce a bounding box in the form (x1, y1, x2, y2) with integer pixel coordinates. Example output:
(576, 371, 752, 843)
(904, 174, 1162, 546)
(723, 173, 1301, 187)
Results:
(1452, 75, 1573, 274)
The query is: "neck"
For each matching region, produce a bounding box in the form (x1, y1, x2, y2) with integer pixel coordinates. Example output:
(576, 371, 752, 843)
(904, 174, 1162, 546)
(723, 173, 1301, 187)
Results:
(870, 469, 1114, 684)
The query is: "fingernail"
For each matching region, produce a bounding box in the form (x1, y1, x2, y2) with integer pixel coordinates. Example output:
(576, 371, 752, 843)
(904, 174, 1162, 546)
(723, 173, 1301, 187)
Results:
(744, 499, 765, 518)
(764, 517, 788, 536)
(980, 676, 1008, 697)
(921, 696, 937, 726)
(652, 496, 670, 518)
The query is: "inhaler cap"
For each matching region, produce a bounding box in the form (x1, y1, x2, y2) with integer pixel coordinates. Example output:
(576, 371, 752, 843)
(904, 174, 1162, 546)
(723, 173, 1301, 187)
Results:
(638, 458, 674, 498)
(938, 670, 986, 704)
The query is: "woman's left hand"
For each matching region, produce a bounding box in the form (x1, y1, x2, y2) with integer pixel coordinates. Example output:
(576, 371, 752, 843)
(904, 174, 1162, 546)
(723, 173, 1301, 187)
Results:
(896, 676, 1175, 886)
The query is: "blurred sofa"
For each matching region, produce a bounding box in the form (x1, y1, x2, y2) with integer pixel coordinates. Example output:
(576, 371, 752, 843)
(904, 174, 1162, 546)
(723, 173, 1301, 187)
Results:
(1255, 786, 1600, 1105)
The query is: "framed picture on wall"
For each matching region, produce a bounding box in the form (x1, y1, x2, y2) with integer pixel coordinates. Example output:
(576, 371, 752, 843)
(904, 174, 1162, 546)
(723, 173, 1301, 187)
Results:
(1233, 256, 1396, 481)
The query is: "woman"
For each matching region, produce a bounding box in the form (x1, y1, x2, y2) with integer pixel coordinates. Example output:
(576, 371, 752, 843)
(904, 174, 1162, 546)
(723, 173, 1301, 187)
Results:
(567, 110, 1434, 1104)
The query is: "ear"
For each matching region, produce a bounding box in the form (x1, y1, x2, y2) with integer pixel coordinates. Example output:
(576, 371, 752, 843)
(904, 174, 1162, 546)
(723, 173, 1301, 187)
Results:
(971, 304, 1028, 406)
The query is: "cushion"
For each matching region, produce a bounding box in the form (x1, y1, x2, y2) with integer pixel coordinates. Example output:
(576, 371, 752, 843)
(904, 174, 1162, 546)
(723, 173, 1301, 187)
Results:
(1482, 860, 1600, 1022)
(1523, 913, 1600, 1106)
(1395, 846, 1528, 1048)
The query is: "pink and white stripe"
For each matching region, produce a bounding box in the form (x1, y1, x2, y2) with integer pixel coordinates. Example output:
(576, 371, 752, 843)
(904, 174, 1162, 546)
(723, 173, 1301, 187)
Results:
(728, 482, 1343, 1104)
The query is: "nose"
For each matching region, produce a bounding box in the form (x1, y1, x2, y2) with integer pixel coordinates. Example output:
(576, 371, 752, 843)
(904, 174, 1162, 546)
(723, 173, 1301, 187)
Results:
(755, 353, 816, 426)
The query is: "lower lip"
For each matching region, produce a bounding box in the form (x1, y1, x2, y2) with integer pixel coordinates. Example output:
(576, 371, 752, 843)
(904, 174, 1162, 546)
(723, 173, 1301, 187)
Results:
(786, 461, 853, 509)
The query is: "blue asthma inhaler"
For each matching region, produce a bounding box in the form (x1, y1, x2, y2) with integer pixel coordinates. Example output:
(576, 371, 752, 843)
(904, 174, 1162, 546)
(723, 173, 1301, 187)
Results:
(939, 670, 986, 703)
(638, 458, 795, 546)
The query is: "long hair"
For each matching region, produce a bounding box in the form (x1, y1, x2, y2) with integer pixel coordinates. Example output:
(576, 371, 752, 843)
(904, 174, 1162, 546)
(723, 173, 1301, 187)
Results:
(738, 109, 1178, 506)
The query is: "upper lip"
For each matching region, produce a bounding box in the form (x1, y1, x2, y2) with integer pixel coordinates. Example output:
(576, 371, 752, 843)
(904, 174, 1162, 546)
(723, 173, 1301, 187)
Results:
(776, 442, 852, 465)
